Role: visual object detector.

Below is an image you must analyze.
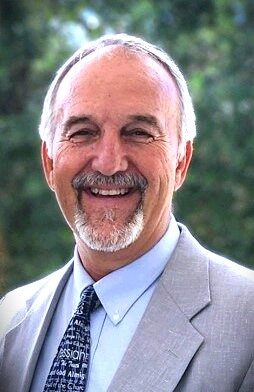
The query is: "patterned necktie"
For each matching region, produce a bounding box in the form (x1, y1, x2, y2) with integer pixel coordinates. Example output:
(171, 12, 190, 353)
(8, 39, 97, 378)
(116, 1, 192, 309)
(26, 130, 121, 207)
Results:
(44, 285, 100, 391)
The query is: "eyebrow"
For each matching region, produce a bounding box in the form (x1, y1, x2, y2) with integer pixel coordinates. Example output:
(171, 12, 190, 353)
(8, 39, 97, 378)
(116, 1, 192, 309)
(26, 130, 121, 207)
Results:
(61, 114, 163, 135)
(127, 114, 163, 134)
(62, 115, 95, 135)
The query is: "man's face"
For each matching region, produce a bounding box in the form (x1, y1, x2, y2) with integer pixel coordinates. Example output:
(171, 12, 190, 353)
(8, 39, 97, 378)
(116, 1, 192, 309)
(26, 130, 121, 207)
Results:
(42, 48, 192, 259)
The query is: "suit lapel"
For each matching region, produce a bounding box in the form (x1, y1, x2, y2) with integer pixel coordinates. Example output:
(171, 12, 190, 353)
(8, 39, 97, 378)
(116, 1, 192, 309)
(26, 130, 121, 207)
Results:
(108, 225, 211, 392)
(1, 261, 73, 392)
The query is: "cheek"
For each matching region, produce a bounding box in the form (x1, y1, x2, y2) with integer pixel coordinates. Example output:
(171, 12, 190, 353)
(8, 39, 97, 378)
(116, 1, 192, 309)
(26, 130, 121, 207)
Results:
(142, 146, 177, 187)
(53, 145, 85, 180)
(53, 172, 75, 213)
(52, 151, 81, 209)
(141, 153, 177, 217)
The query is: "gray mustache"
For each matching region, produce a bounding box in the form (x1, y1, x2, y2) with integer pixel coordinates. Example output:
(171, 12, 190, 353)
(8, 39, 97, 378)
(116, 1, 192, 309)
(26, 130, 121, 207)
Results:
(72, 172, 148, 192)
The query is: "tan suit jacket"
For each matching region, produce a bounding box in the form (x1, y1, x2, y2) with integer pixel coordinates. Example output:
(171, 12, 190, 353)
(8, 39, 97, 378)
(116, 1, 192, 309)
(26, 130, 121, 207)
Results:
(0, 224, 254, 391)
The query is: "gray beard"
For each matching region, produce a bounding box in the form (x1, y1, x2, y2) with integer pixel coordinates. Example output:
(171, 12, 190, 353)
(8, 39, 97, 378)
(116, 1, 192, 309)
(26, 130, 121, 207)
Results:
(74, 203, 144, 252)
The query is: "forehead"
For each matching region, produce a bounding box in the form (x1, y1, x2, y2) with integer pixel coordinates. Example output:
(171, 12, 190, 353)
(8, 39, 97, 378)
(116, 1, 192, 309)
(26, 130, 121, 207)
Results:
(55, 46, 179, 116)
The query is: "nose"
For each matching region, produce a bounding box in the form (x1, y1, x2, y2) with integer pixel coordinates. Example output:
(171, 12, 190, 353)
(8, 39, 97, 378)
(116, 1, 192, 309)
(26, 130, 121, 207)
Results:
(91, 133, 128, 176)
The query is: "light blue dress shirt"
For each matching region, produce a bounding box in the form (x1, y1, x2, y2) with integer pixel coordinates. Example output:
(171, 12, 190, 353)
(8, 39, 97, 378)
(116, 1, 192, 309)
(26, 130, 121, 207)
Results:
(31, 216, 180, 392)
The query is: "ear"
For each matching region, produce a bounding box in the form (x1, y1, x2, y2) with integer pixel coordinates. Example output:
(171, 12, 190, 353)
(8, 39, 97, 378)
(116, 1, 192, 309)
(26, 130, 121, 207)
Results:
(174, 141, 193, 191)
(41, 141, 55, 191)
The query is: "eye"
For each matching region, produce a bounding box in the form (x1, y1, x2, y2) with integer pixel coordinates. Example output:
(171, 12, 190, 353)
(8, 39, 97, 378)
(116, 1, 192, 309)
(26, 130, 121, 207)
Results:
(67, 128, 98, 143)
(123, 128, 155, 143)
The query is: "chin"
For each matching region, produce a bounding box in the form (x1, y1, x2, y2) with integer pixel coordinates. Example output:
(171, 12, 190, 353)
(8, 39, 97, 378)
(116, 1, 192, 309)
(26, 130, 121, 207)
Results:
(74, 205, 144, 252)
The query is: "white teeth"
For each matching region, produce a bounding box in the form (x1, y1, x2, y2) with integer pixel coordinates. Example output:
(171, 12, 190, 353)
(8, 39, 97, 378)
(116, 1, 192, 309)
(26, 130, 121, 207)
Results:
(90, 188, 129, 196)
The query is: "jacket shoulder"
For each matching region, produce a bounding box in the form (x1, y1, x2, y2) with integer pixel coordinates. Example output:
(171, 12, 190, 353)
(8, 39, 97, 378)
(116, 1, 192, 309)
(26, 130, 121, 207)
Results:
(207, 249, 254, 308)
(208, 249, 254, 283)
(173, 223, 254, 315)
(179, 222, 254, 289)
(0, 260, 73, 337)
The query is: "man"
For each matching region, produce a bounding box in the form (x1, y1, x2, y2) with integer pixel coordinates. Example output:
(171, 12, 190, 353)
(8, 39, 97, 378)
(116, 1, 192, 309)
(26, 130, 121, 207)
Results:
(0, 34, 253, 392)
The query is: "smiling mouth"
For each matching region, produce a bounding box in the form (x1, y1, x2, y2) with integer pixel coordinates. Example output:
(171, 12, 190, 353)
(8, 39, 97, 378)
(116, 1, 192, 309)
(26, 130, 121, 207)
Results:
(89, 187, 131, 196)
(72, 172, 148, 202)
(87, 187, 138, 198)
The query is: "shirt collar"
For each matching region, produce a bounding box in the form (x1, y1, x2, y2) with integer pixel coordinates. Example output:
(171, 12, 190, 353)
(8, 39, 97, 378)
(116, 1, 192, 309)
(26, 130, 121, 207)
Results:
(73, 215, 180, 325)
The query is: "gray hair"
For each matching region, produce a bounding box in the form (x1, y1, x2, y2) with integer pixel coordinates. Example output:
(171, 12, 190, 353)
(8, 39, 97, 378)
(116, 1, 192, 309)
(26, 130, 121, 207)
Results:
(39, 33, 196, 159)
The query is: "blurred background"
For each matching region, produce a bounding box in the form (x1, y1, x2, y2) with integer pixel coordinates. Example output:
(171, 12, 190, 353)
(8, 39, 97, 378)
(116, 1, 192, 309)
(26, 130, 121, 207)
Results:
(0, 0, 253, 295)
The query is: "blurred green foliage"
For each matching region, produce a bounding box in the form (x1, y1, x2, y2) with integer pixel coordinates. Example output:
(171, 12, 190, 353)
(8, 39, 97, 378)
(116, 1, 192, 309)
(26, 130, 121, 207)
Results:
(0, 0, 253, 294)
